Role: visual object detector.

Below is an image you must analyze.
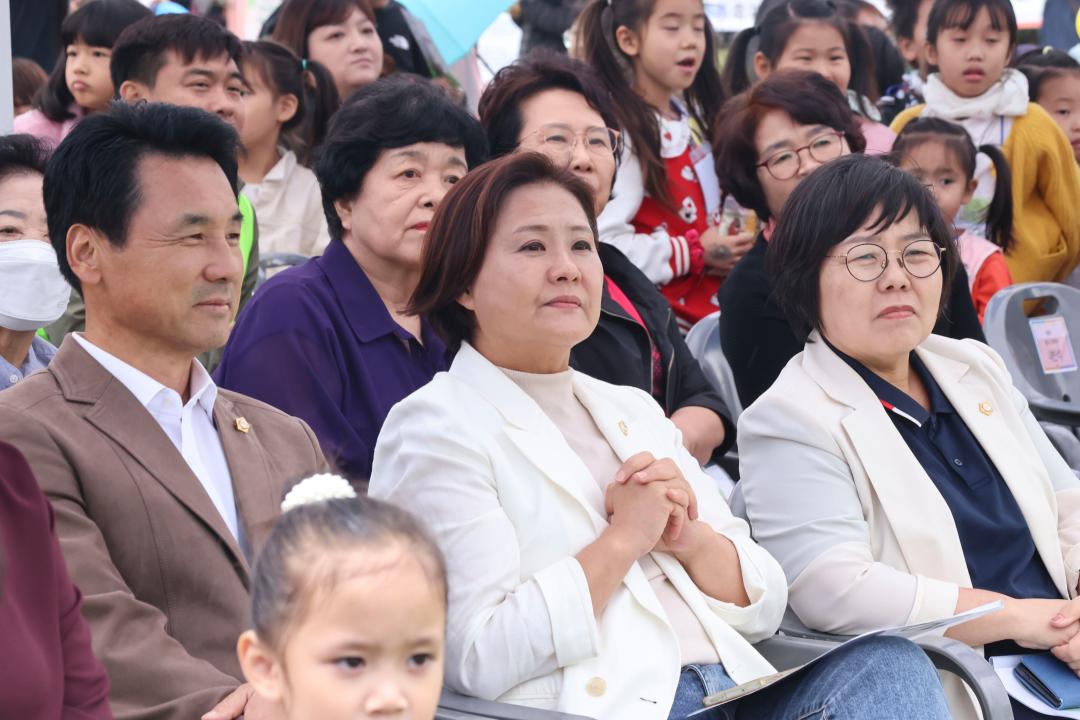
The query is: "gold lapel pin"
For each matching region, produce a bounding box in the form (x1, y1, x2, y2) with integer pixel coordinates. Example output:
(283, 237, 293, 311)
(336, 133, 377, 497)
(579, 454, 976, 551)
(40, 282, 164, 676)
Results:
(978, 402, 993, 416)
(618, 420, 629, 436)
(235, 417, 251, 433)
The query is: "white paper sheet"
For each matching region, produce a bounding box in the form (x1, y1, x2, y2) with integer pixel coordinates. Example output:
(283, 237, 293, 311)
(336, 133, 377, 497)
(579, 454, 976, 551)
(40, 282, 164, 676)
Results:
(690, 601, 1005, 715)
(991, 655, 1080, 718)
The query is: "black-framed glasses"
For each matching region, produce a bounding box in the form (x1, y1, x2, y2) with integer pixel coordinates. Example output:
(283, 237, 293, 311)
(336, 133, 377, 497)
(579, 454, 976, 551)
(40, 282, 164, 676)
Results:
(756, 132, 846, 181)
(825, 239, 946, 282)
(520, 123, 621, 157)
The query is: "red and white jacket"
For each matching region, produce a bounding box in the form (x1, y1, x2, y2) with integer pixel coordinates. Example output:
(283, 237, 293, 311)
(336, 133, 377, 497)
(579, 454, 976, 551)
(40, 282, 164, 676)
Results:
(597, 104, 723, 329)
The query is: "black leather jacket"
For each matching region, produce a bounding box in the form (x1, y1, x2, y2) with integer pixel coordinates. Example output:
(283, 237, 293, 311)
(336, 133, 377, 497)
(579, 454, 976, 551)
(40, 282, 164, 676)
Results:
(570, 243, 735, 462)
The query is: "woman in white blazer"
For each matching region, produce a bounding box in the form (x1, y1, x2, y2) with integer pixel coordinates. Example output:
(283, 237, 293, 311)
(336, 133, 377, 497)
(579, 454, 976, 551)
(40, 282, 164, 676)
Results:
(738, 154, 1080, 720)
(368, 152, 951, 720)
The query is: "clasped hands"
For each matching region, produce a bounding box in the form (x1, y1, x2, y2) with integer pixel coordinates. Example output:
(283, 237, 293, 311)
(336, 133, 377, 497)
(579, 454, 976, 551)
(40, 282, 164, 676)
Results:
(603, 451, 710, 559)
(1022, 596, 1080, 676)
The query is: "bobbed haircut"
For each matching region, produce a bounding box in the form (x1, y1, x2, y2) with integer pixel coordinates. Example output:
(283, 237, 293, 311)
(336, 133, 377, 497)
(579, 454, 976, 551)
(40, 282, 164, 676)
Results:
(0, 134, 50, 183)
(1014, 46, 1080, 101)
(926, 0, 1017, 48)
(479, 49, 621, 161)
(767, 154, 957, 341)
(13, 59, 49, 110)
(251, 491, 447, 653)
(44, 102, 240, 293)
(110, 14, 243, 91)
(713, 69, 866, 222)
(313, 75, 487, 243)
(409, 152, 599, 355)
(271, 0, 375, 61)
(35, 0, 151, 122)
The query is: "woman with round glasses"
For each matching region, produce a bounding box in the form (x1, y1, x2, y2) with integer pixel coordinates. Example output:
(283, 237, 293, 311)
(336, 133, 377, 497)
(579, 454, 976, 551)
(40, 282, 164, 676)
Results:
(714, 70, 984, 408)
(478, 51, 735, 466)
(739, 154, 1080, 718)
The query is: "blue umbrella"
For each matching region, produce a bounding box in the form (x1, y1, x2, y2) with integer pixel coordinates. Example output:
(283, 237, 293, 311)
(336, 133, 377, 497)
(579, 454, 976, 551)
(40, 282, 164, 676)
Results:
(400, 0, 515, 65)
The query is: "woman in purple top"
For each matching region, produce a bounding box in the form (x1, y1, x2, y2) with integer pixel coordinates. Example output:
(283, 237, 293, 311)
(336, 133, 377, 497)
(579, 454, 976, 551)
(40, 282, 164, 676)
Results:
(0, 440, 112, 718)
(215, 76, 486, 481)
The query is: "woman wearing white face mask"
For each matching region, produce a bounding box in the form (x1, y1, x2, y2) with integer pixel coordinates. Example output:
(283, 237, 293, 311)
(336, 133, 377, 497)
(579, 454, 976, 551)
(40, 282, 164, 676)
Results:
(0, 135, 72, 391)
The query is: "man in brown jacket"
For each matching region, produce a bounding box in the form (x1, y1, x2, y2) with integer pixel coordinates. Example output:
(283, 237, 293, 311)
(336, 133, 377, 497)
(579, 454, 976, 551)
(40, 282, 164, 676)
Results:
(0, 103, 326, 719)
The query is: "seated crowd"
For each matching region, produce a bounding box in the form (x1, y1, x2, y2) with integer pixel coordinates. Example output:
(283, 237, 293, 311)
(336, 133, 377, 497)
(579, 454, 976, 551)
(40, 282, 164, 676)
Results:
(3, 0, 1080, 719)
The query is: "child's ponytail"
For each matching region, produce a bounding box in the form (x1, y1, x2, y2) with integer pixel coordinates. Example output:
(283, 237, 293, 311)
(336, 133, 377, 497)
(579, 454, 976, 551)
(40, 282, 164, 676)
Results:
(722, 0, 880, 114)
(298, 58, 340, 159)
(722, 26, 760, 96)
(576, 0, 671, 205)
(979, 143, 1014, 253)
(243, 40, 340, 165)
(893, 117, 1013, 252)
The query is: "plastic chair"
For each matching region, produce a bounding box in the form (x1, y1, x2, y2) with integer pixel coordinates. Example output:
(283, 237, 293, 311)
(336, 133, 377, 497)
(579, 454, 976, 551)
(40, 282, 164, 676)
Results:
(436, 625, 1011, 719)
(685, 311, 743, 481)
(255, 252, 310, 290)
(437, 691, 595, 719)
(983, 282, 1080, 426)
(432, 636, 839, 720)
(684, 311, 744, 422)
(779, 610, 1014, 719)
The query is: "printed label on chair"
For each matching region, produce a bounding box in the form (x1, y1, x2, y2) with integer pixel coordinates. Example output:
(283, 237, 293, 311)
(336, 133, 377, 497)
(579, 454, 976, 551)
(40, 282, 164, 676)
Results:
(1030, 316, 1078, 375)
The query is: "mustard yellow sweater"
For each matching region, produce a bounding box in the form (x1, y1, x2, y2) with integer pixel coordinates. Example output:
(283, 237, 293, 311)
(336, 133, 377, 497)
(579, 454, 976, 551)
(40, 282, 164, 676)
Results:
(891, 103, 1080, 284)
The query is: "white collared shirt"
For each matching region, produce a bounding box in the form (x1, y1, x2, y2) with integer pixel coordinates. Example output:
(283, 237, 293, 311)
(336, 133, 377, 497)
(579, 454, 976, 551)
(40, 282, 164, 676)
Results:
(73, 333, 242, 547)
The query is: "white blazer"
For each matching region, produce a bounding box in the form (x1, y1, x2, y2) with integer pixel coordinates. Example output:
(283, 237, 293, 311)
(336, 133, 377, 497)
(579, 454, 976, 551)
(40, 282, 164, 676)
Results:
(370, 343, 787, 719)
(739, 332, 1080, 636)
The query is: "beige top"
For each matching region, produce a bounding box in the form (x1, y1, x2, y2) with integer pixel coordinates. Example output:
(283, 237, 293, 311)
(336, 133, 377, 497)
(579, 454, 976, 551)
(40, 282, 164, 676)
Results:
(501, 367, 719, 666)
(240, 150, 330, 258)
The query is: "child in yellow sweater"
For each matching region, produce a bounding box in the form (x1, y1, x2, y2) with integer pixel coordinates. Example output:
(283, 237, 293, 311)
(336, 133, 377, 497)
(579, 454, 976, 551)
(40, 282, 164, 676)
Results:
(890, 0, 1080, 283)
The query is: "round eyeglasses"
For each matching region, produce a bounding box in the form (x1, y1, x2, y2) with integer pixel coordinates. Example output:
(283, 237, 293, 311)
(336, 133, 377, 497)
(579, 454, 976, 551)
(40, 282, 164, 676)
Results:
(756, 132, 846, 181)
(520, 123, 621, 157)
(825, 239, 946, 282)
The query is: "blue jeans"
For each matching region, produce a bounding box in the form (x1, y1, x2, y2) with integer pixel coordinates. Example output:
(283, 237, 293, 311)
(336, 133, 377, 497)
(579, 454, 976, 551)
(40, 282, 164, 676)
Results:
(668, 636, 950, 719)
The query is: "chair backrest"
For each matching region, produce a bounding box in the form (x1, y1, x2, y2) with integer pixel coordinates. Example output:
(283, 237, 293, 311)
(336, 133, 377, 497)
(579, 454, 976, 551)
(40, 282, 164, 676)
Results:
(256, 252, 310, 289)
(982, 282, 1080, 414)
(684, 310, 744, 421)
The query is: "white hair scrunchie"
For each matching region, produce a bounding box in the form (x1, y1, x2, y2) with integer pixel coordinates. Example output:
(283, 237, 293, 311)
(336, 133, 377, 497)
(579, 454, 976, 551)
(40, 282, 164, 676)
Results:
(280, 473, 357, 514)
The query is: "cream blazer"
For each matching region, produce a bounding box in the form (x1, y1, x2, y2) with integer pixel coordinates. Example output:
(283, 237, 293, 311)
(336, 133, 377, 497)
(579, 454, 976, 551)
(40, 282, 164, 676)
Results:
(739, 332, 1080, 634)
(370, 343, 787, 720)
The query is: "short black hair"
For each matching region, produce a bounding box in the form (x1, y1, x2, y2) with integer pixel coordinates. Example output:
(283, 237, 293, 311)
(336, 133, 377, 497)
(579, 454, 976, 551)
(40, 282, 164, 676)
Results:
(927, 0, 1017, 48)
(885, 0, 923, 40)
(479, 49, 621, 160)
(0, 134, 50, 183)
(766, 154, 957, 340)
(110, 14, 243, 91)
(1014, 46, 1080, 101)
(864, 25, 907, 94)
(313, 76, 487, 243)
(44, 102, 240, 292)
(36, 0, 151, 122)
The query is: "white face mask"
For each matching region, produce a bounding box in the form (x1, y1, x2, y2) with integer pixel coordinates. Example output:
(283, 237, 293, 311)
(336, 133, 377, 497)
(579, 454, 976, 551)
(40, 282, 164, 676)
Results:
(0, 240, 72, 332)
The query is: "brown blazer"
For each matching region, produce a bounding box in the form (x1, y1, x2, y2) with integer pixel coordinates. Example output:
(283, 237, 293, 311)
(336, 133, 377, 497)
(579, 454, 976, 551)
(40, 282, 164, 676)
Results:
(0, 337, 327, 720)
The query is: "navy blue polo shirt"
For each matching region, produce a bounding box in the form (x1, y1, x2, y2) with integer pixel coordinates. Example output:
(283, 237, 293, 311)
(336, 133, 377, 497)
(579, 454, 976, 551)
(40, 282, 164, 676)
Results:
(215, 240, 449, 481)
(830, 344, 1060, 615)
